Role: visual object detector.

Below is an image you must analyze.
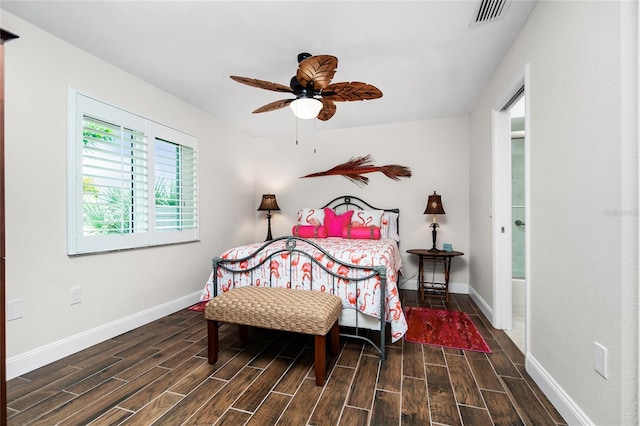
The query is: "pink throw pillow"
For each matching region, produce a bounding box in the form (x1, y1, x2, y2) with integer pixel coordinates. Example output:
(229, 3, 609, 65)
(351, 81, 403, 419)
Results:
(292, 225, 329, 238)
(342, 225, 381, 240)
(324, 208, 354, 237)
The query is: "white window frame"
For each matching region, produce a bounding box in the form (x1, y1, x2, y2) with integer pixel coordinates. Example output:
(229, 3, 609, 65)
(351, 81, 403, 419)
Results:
(67, 89, 199, 255)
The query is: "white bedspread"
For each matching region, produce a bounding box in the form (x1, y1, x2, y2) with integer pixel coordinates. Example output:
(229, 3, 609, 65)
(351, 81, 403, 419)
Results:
(201, 237, 407, 342)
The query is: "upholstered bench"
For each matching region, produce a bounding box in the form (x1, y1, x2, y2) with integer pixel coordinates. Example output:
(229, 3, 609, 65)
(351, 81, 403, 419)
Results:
(205, 286, 342, 386)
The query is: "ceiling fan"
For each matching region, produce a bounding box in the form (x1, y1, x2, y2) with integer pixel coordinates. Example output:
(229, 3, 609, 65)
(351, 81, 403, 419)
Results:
(230, 52, 383, 121)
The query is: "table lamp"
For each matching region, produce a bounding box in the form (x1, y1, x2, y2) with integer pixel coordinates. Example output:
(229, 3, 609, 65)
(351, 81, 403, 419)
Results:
(424, 191, 445, 252)
(257, 194, 280, 241)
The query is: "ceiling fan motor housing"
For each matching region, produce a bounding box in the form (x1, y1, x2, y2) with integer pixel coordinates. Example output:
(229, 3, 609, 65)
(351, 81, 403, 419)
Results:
(289, 76, 317, 99)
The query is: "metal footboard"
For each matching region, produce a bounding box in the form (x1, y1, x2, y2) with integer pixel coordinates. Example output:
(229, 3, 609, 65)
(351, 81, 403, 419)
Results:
(212, 236, 387, 360)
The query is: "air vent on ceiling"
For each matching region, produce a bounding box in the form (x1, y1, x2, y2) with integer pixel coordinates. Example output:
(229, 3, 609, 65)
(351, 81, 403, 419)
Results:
(470, 0, 510, 26)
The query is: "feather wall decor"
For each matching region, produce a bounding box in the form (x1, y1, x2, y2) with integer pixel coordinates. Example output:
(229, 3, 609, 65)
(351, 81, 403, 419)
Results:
(300, 154, 411, 187)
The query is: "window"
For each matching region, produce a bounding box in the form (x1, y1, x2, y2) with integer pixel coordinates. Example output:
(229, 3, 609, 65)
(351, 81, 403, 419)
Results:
(67, 91, 198, 254)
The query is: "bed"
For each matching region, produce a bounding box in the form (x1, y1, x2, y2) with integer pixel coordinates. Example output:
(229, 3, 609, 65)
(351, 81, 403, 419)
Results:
(200, 195, 407, 359)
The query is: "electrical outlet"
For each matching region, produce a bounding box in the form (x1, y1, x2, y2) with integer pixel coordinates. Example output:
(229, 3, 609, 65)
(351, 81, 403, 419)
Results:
(594, 342, 608, 379)
(69, 287, 82, 305)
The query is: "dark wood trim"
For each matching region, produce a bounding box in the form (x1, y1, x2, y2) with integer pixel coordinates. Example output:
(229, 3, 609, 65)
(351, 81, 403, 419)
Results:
(1, 27, 19, 426)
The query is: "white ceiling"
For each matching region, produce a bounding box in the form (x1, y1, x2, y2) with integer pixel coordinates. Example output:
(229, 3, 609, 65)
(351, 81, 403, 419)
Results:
(1, 0, 537, 137)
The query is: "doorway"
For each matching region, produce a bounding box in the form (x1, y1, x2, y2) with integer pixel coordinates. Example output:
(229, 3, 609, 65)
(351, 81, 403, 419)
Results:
(505, 96, 526, 352)
(491, 67, 530, 356)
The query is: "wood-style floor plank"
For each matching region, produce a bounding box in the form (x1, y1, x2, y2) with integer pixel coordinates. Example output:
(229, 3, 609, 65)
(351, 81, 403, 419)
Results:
(445, 352, 485, 408)
(339, 406, 370, 425)
(232, 357, 292, 412)
(425, 363, 462, 426)
(459, 404, 495, 426)
(245, 392, 291, 425)
(276, 378, 323, 425)
(6, 291, 566, 426)
(502, 376, 558, 426)
(370, 389, 400, 425)
(58, 366, 170, 425)
(482, 389, 525, 425)
(401, 376, 430, 425)
(151, 377, 224, 425)
(184, 369, 258, 422)
(465, 351, 505, 392)
(376, 345, 402, 392)
(118, 392, 183, 425)
(402, 341, 424, 379)
(308, 366, 355, 426)
(272, 348, 314, 395)
(347, 354, 379, 409)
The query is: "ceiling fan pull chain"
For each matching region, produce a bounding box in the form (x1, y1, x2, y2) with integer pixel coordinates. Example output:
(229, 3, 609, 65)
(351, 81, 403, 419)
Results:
(295, 116, 299, 146)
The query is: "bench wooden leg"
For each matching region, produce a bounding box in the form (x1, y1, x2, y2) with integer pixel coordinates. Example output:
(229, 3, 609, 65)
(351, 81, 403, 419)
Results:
(207, 320, 218, 364)
(329, 321, 340, 355)
(315, 334, 327, 386)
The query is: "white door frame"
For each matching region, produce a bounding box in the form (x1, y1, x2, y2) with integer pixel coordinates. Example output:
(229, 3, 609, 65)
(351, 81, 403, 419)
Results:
(492, 65, 531, 342)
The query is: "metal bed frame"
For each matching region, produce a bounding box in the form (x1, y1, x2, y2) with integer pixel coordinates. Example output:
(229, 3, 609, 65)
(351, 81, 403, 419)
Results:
(211, 195, 400, 360)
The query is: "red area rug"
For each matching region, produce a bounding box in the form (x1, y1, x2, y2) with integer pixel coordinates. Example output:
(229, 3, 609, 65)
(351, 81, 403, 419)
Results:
(404, 307, 491, 353)
(187, 301, 207, 312)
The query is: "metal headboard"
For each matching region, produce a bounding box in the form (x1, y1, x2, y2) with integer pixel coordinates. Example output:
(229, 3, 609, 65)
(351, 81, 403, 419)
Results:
(321, 195, 400, 245)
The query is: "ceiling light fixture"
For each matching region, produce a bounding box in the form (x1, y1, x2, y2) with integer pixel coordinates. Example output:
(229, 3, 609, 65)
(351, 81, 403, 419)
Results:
(289, 97, 323, 119)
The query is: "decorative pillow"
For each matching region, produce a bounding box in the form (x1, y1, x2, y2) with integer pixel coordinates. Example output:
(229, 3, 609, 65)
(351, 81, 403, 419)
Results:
(323, 208, 354, 237)
(350, 209, 384, 228)
(342, 225, 381, 240)
(297, 208, 325, 226)
(291, 225, 329, 238)
(381, 211, 400, 242)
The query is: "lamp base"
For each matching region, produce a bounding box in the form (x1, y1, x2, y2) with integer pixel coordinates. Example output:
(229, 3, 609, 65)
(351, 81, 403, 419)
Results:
(264, 212, 274, 241)
(429, 222, 440, 252)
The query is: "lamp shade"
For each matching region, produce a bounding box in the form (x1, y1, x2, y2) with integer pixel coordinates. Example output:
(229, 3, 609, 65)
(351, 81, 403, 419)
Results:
(289, 98, 323, 119)
(257, 194, 280, 211)
(424, 191, 445, 215)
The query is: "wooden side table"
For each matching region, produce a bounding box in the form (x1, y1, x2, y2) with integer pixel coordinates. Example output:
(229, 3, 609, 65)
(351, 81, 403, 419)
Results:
(406, 249, 464, 302)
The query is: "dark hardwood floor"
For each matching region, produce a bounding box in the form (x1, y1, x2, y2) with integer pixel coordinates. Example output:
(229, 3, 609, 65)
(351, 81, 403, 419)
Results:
(6, 290, 566, 425)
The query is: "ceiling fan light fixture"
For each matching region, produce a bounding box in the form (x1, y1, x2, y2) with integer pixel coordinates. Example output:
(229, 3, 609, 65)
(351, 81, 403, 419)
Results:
(289, 97, 323, 119)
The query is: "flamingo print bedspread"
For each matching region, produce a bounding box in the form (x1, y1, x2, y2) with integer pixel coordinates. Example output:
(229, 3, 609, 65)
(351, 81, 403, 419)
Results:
(200, 237, 408, 342)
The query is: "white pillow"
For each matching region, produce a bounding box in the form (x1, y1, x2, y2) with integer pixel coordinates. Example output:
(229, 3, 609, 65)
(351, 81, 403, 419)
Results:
(297, 208, 325, 226)
(381, 211, 400, 242)
(350, 209, 384, 228)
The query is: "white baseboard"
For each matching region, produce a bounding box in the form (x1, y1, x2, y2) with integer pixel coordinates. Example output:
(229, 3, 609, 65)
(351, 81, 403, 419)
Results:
(6, 291, 202, 380)
(449, 281, 468, 295)
(526, 354, 594, 425)
(468, 285, 494, 324)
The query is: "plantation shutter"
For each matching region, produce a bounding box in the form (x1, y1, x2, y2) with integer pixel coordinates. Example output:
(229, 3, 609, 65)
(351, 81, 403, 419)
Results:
(154, 138, 197, 232)
(81, 116, 148, 236)
(68, 91, 198, 255)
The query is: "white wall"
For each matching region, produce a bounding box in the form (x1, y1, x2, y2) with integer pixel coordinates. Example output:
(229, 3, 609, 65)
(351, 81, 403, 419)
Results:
(469, 1, 638, 424)
(3, 12, 256, 376)
(252, 117, 470, 289)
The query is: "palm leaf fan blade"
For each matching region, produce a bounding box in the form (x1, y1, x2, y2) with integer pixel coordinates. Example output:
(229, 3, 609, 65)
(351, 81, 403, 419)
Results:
(317, 99, 337, 121)
(322, 82, 383, 101)
(252, 99, 294, 114)
(297, 55, 338, 91)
